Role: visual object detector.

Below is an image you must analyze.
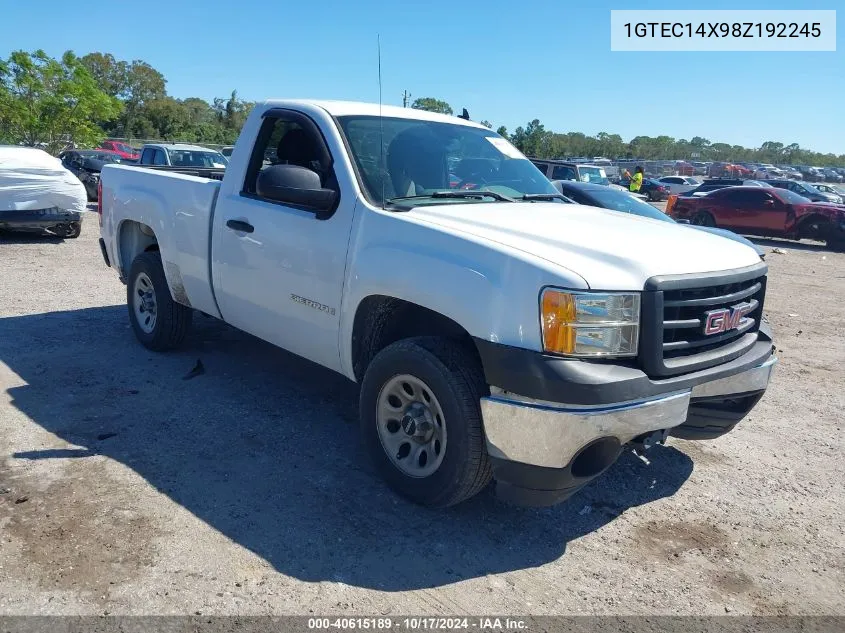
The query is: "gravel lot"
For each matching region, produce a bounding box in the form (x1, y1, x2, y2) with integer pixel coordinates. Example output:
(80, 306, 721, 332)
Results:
(1, 213, 843, 616)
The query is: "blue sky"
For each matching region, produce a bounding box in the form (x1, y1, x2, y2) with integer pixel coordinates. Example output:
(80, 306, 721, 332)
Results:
(2, 0, 842, 154)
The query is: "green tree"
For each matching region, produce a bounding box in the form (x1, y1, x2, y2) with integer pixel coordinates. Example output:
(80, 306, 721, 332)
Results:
(213, 90, 254, 135)
(121, 60, 166, 138)
(79, 52, 128, 98)
(479, 120, 492, 129)
(0, 49, 121, 151)
(410, 97, 453, 115)
(495, 125, 508, 138)
(140, 97, 191, 139)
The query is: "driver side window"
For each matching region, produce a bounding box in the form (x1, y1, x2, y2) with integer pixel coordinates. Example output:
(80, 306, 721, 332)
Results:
(552, 166, 576, 181)
(242, 113, 337, 201)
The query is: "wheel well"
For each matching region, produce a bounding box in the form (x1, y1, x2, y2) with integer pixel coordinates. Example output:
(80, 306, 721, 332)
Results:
(118, 220, 158, 276)
(351, 296, 478, 382)
(796, 214, 832, 240)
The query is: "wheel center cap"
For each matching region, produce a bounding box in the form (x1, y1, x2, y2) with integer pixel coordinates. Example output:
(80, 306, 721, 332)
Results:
(401, 404, 434, 442)
(401, 414, 417, 436)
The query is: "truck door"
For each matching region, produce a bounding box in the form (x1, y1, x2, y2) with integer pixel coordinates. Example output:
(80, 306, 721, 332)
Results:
(211, 109, 352, 373)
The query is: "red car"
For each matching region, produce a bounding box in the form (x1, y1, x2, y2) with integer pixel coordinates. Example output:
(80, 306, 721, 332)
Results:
(669, 186, 845, 250)
(96, 140, 140, 161)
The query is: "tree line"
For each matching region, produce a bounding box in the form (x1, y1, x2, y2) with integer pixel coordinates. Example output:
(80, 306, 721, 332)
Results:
(1, 49, 842, 167)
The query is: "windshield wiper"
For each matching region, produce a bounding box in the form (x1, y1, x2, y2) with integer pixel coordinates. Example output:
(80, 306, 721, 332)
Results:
(521, 193, 568, 201)
(388, 190, 516, 204)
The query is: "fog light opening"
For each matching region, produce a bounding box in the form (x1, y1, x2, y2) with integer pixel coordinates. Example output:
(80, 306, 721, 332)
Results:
(571, 437, 621, 479)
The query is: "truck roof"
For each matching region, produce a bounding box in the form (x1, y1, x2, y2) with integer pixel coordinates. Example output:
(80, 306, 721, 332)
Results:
(260, 99, 490, 129)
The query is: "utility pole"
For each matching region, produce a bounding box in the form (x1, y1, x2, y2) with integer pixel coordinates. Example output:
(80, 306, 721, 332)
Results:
(402, 90, 411, 108)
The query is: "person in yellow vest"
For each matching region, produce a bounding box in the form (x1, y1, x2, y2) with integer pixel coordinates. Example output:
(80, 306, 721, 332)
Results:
(629, 166, 644, 193)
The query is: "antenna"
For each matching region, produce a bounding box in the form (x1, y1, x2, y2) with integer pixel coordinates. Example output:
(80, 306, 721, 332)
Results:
(378, 34, 385, 209)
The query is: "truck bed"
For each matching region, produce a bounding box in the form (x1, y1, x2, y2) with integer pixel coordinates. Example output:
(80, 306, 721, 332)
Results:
(99, 164, 222, 318)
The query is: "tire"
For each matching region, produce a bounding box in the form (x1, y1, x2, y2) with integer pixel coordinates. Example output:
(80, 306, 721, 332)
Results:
(826, 236, 845, 253)
(64, 222, 82, 239)
(127, 251, 192, 351)
(48, 222, 81, 239)
(692, 211, 716, 227)
(359, 337, 492, 507)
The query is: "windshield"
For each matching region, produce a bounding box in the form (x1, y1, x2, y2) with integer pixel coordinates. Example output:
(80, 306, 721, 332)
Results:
(336, 115, 559, 207)
(79, 151, 123, 163)
(577, 166, 609, 185)
(776, 189, 810, 204)
(587, 189, 674, 222)
(168, 150, 228, 168)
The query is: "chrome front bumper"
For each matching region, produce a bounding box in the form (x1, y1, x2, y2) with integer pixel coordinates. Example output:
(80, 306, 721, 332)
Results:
(481, 356, 777, 470)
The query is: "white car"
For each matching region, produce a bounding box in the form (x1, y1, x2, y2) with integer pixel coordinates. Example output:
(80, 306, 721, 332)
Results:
(657, 175, 701, 195)
(98, 99, 777, 508)
(0, 146, 87, 237)
(754, 165, 784, 179)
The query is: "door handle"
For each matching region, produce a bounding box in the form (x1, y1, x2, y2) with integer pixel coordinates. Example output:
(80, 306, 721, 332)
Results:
(226, 219, 254, 233)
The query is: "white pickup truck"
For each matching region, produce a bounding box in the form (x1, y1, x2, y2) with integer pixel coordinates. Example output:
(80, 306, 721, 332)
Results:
(98, 100, 777, 508)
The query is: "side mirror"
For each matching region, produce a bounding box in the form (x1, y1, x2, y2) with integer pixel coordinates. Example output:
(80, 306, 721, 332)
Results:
(256, 164, 337, 214)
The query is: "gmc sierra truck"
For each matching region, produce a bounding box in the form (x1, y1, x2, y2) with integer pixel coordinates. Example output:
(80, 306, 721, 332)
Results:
(98, 100, 777, 508)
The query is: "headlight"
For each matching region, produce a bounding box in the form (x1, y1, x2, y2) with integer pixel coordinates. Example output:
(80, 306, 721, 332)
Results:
(540, 289, 640, 357)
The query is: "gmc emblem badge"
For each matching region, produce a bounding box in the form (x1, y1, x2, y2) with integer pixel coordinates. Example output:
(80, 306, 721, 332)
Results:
(703, 302, 754, 336)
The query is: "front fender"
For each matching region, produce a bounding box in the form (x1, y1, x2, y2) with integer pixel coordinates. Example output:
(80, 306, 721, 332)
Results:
(338, 215, 588, 380)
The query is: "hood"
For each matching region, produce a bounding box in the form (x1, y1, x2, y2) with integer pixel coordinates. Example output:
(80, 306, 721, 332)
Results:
(406, 202, 763, 290)
(690, 225, 765, 258)
(802, 201, 845, 215)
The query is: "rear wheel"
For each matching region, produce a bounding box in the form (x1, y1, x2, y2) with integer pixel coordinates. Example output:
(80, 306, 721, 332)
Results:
(359, 337, 492, 507)
(127, 251, 192, 351)
(692, 211, 716, 227)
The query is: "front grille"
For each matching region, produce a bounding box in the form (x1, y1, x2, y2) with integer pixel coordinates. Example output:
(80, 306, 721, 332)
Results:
(639, 264, 768, 377)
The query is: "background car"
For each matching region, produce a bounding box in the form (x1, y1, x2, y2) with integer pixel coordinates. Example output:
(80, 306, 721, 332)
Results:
(814, 183, 845, 199)
(0, 146, 86, 238)
(138, 143, 229, 168)
(657, 175, 701, 195)
(97, 140, 140, 161)
(552, 180, 765, 257)
(618, 176, 670, 201)
(780, 166, 803, 180)
(764, 179, 843, 204)
(820, 168, 843, 183)
(59, 149, 124, 200)
(668, 185, 845, 250)
(753, 164, 785, 179)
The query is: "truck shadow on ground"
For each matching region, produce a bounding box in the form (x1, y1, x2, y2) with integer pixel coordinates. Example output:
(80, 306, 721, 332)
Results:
(1, 306, 693, 591)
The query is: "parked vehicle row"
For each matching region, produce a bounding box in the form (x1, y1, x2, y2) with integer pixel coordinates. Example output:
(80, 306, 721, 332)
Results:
(97, 99, 777, 509)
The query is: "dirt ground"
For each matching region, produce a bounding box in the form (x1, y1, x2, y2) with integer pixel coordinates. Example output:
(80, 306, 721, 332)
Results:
(0, 213, 843, 616)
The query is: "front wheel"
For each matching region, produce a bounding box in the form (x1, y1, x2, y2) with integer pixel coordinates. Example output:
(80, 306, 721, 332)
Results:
(127, 251, 193, 351)
(359, 337, 492, 507)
